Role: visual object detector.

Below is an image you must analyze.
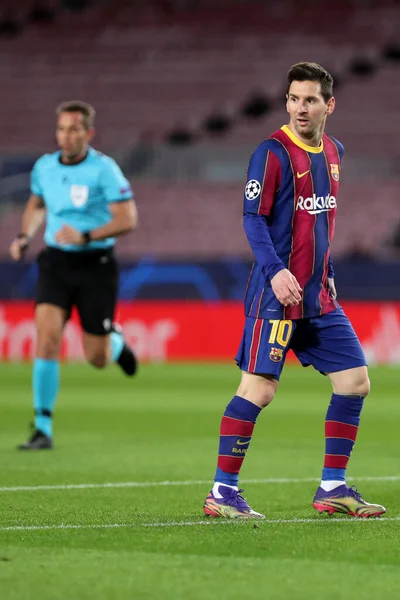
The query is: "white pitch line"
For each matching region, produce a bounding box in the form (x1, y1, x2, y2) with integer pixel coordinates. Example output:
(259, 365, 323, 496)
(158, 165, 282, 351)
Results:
(0, 475, 399, 493)
(1, 517, 400, 533)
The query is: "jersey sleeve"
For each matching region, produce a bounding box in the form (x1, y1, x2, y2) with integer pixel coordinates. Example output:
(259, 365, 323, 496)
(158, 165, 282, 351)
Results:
(244, 141, 282, 216)
(30, 159, 44, 197)
(328, 255, 334, 278)
(99, 157, 133, 203)
(244, 213, 286, 279)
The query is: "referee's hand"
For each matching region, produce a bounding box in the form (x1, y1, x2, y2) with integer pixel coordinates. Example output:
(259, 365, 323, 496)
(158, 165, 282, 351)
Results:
(9, 235, 30, 261)
(55, 225, 84, 245)
(271, 268, 302, 307)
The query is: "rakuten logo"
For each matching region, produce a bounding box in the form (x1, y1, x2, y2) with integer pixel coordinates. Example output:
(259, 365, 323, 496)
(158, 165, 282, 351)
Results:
(296, 194, 337, 215)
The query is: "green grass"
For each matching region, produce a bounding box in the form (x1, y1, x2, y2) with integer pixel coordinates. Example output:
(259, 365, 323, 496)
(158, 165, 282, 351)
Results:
(0, 363, 399, 599)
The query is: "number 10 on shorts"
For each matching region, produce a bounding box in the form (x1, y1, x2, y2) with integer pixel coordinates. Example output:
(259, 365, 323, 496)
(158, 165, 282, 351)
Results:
(268, 320, 293, 348)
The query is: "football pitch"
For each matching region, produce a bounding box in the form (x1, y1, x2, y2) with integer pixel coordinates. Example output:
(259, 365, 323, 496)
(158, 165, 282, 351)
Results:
(1, 362, 399, 599)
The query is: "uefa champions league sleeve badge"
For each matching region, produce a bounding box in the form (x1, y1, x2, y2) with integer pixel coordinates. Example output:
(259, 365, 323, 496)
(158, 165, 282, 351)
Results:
(245, 180, 261, 201)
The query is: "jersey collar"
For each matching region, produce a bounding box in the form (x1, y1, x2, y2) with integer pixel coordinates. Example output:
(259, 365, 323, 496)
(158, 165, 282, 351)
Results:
(58, 146, 92, 166)
(281, 125, 324, 154)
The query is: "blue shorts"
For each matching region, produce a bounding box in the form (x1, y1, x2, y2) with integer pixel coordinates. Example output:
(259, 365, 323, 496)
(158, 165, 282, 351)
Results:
(235, 307, 367, 380)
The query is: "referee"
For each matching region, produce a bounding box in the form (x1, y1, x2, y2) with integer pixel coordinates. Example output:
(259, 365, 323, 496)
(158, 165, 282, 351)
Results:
(9, 101, 138, 450)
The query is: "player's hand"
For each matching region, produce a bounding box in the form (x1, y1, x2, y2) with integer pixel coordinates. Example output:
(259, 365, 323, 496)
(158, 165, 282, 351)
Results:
(55, 225, 84, 245)
(9, 235, 30, 261)
(271, 269, 302, 306)
(328, 277, 337, 300)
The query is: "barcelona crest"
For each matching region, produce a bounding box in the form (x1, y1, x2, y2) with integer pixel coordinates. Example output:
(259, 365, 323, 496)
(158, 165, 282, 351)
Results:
(269, 347, 283, 363)
(330, 163, 340, 181)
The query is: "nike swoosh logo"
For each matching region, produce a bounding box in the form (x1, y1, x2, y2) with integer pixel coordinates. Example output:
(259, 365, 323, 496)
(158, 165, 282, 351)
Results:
(297, 170, 310, 179)
(236, 439, 250, 446)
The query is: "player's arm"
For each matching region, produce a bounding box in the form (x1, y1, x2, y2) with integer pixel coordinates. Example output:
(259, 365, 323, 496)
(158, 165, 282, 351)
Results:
(243, 143, 302, 307)
(9, 194, 45, 261)
(326, 137, 343, 301)
(327, 255, 337, 299)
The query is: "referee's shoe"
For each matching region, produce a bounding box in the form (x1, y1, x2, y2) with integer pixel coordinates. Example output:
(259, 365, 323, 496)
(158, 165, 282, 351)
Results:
(112, 323, 138, 376)
(18, 429, 54, 451)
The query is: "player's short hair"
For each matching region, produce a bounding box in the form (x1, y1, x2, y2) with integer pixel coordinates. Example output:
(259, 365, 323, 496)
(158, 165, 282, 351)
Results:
(56, 100, 96, 129)
(287, 62, 334, 102)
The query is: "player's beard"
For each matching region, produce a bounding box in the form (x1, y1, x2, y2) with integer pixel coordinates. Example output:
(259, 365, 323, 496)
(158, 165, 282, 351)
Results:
(295, 118, 324, 142)
(296, 125, 314, 139)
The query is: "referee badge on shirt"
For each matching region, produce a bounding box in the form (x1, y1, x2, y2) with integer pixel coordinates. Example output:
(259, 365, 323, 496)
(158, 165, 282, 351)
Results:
(330, 164, 340, 181)
(70, 184, 89, 207)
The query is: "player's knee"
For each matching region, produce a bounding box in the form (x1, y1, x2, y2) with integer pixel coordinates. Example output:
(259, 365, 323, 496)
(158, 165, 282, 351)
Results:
(345, 371, 370, 397)
(355, 375, 370, 398)
(87, 351, 108, 369)
(237, 375, 277, 408)
(338, 375, 370, 398)
(258, 389, 275, 407)
(331, 367, 370, 398)
(256, 382, 276, 407)
(36, 331, 61, 359)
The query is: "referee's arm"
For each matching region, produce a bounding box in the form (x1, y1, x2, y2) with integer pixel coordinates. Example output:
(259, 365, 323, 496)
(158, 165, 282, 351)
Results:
(55, 198, 137, 246)
(90, 198, 138, 241)
(9, 194, 45, 261)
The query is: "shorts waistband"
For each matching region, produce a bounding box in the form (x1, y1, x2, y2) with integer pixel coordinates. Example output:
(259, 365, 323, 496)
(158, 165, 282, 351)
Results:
(43, 246, 114, 263)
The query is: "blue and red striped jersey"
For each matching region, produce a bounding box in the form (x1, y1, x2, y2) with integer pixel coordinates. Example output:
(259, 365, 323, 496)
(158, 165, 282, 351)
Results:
(243, 125, 344, 320)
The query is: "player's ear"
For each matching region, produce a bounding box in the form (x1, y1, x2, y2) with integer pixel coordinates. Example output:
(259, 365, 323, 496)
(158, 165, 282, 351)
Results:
(285, 94, 290, 113)
(326, 97, 335, 116)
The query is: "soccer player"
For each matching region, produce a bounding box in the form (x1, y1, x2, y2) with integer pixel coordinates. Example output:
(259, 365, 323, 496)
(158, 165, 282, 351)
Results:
(203, 63, 386, 519)
(9, 101, 138, 450)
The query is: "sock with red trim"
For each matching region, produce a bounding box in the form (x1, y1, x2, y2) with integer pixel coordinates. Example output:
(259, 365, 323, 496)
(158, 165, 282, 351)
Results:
(321, 393, 364, 490)
(214, 395, 261, 487)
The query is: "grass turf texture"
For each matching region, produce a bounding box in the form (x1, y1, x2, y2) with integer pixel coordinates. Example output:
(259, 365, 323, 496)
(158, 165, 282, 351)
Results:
(0, 363, 399, 599)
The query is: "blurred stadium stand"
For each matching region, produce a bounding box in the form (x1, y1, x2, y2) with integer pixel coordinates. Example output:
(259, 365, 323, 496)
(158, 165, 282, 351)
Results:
(1, 0, 400, 152)
(0, 0, 399, 279)
(0, 181, 399, 261)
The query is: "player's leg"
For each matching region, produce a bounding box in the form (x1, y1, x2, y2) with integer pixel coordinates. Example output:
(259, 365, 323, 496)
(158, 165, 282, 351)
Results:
(18, 249, 71, 451)
(313, 364, 384, 517)
(77, 251, 137, 375)
(323, 365, 370, 492)
(204, 371, 278, 519)
(204, 316, 294, 519)
(292, 308, 385, 517)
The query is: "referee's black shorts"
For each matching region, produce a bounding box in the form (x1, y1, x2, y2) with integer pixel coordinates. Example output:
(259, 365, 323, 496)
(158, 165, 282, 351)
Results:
(36, 246, 119, 336)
